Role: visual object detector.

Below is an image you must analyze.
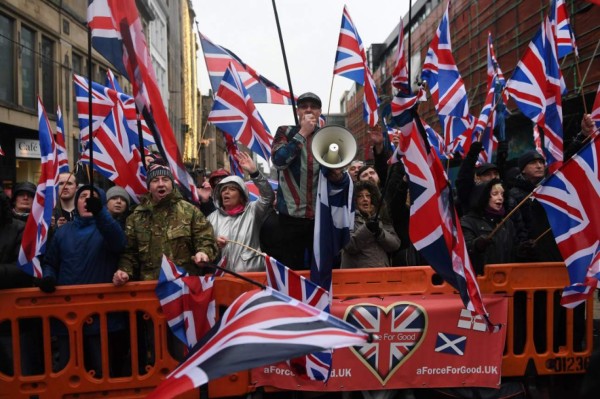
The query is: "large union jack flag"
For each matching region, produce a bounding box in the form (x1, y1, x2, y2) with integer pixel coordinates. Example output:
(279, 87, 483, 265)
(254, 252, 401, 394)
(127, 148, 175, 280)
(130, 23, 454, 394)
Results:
(208, 63, 273, 162)
(531, 133, 600, 308)
(88, 0, 199, 202)
(333, 6, 380, 127)
(265, 256, 332, 380)
(18, 98, 59, 278)
(420, 1, 469, 119)
(199, 33, 292, 105)
(393, 105, 494, 327)
(345, 304, 425, 383)
(55, 106, 69, 174)
(506, 19, 564, 170)
(146, 288, 370, 399)
(549, 0, 578, 59)
(74, 74, 147, 201)
(156, 255, 225, 348)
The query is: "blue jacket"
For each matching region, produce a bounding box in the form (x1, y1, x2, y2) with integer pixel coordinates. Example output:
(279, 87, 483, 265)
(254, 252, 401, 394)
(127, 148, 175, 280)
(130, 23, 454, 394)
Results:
(42, 207, 126, 286)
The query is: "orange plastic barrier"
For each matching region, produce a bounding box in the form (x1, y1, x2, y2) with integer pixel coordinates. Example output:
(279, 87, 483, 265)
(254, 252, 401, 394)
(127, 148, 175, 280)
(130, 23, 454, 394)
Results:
(0, 263, 593, 398)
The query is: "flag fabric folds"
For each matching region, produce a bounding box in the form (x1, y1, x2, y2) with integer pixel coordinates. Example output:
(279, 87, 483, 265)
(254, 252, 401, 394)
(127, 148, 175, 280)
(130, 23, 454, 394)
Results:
(333, 6, 380, 126)
(531, 134, 600, 308)
(155, 255, 225, 348)
(87, 0, 199, 202)
(549, 0, 578, 59)
(506, 19, 564, 170)
(312, 171, 354, 291)
(199, 33, 292, 105)
(420, 1, 469, 119)
(18, 98, 59, 278)
(55, 106, 69, 174)
(74, 74, 148, 202)
(208, 63, 273, 162)
(265, 256, 332, 380)
(147, 287, 371, 399)
(391, 18, 409, 91)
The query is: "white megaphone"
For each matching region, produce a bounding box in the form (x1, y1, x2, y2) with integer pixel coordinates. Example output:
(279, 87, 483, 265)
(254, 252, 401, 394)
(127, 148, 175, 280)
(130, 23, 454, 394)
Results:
(311, 125, 358, 169)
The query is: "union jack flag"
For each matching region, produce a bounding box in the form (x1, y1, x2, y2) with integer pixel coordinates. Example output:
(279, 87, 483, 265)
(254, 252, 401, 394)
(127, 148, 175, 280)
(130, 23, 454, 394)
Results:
(156, 255, 225, 348)
(345, 303, 425, 383)
(506, 19, 564, 170)
(88, 0, 199, 202)
(333, 6, 380, 127)
(223, 132, 244, 178)
(55, 106, 69, 174)
(391, 18, 409, 91)
(484, 32, 508, 142)
(74, 74, 147, 202)
(146, 288, 370, 399)
(265, 256, 332, 380)
(18, 98, 59, 278)
(208, 63, 273, 162)
(245, 179, 278, 202)
(395, 107, 493, 326)
(421, 1, 469, 118)
(199, 33, 292, 105)
(591, 82, 600, 130)
(105, 69, 156, 152)
(549, 0, 578, 59)
(531, 133, 600, 308)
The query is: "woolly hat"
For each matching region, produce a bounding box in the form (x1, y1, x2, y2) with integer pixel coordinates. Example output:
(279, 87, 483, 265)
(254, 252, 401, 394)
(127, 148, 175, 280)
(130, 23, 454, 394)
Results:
(13, 182, 36, 198)
(106, 186, 131, 207)
(518, 150, 545, 171)
(146, 161, 174, 187)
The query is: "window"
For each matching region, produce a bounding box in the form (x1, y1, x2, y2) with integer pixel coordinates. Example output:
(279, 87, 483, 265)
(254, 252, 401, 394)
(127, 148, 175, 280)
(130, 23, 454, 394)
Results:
(21, 26, 35, 109)
(41, 36, 55, 112)
(0, 14, 15, 103)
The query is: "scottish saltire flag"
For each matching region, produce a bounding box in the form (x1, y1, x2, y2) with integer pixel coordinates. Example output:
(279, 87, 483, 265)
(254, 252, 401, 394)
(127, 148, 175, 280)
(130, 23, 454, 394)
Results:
(147, 288, 370, 399)
(105, 69, 156, 152)
(199, 33, 292, 105)
(421, 1, 469, 118)
(312, 171, 354, 291)
(265, 256, 332, 381)
(333, 6, 380, 126)
(18, 98, 59, 278)
(156, 255, 225, 348)
(55, 106, 69, 174)
(591, 82, 600, 129)
(395, 106, 493, 326)
(506, 19, 564, 170)
(549, 0, 578, 59)
(208, 63, 273, 161)
(74, 74, 148, 201)
(531, 133, 600, 308)
(391, 18, 409, 91)
(88, 0, 199, 203)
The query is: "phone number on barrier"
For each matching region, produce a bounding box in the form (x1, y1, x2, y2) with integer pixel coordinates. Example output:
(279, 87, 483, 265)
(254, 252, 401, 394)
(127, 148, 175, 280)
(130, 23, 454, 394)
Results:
(546, 356, 590, 373)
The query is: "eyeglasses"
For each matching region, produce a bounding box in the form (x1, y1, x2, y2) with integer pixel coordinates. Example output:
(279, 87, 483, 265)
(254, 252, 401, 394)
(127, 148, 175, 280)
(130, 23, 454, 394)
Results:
(297, 103, 321, 110)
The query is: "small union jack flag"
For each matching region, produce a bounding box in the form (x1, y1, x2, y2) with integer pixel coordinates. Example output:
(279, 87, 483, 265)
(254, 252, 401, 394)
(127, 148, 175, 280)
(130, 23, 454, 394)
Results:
(18, 98, 59, 278)
(208, 63, 273, 162)
(199, 33, 292, 105)
(55, 106, 69, 174)
(333, 6, 380, 127)
(549, 0, 578, 59)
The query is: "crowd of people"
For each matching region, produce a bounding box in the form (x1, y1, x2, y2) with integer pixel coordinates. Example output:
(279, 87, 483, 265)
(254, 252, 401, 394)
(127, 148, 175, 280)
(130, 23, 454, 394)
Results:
(0, 92, 597, 391)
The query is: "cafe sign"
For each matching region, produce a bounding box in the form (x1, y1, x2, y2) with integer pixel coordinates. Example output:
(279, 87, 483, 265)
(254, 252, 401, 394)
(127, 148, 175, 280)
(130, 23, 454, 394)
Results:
(15, 139, 40, 158)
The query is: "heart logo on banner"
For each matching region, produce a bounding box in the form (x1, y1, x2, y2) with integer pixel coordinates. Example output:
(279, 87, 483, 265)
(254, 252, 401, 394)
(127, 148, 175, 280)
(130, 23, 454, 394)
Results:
(343, 302, 427, 385)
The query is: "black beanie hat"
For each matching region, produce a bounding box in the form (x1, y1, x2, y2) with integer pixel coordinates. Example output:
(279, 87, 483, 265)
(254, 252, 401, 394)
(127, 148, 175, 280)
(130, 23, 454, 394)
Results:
(518, 150, 545, 171)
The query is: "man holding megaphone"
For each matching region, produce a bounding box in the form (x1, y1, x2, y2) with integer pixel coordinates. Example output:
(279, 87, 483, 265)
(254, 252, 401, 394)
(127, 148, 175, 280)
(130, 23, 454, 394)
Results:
(271, 92, 354, 270)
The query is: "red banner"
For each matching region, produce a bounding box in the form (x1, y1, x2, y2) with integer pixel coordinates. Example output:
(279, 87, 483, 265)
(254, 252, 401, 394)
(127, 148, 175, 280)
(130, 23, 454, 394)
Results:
(252, 294, 507, 391)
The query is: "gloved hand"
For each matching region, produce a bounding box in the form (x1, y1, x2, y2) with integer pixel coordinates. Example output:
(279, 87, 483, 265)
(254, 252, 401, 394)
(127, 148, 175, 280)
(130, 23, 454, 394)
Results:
(516, 239, 536, 259)
(473, 235, 493, 252)
(467, 141, 483, 157)
(36, 276, 56, 293)
(365, 218, 382, 237)
(85, 196, 103, 215)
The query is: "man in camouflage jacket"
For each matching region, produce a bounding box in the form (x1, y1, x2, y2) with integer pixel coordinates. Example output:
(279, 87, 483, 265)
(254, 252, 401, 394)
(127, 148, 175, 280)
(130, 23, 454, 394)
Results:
(113, 162, 218, 284)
